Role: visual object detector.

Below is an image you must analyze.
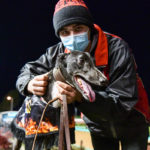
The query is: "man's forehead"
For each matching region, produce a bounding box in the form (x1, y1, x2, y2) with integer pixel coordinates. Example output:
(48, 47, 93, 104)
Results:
(61, 24, 82, 30)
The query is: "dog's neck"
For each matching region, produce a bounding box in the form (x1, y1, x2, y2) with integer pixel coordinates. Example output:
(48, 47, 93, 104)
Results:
(53, 67, 66, 83)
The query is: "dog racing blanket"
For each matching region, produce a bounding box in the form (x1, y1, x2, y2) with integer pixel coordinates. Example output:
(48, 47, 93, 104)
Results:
(11, 95, 75, 140)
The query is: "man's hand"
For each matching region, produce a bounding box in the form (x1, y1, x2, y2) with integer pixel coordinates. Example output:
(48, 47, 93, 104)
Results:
(27, 73, 49, 96)
(55, 81, 82, 104)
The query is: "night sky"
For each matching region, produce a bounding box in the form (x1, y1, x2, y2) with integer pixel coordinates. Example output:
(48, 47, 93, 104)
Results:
(0, 0, 150, 110)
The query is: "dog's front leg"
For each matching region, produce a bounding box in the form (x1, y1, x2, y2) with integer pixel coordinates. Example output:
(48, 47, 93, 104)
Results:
(51, 82, 61, 108)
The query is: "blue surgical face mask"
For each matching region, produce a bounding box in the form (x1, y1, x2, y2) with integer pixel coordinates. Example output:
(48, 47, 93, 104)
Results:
(60, 31, 90, 52)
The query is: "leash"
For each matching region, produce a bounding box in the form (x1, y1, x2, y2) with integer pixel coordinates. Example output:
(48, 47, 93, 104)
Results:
(53, 67, 72, 150)
(31, 97, 59, 150)
(31, 95, 72, 150)
(32, 68, 73, 150)
(58, 95, 72, 150)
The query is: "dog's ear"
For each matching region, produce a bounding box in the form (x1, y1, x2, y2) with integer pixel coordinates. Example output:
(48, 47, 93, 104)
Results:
(84, 52, 95, 65)
(55, 53, 69, 68)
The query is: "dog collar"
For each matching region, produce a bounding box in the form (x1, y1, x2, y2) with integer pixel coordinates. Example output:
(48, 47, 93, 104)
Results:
(53, 67, 75, 88)
(53, 67, 66, 83)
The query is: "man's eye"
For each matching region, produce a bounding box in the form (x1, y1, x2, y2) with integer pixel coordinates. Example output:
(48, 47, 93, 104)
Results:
(60, 30, 69, 36)
(75, 27, 83, 32)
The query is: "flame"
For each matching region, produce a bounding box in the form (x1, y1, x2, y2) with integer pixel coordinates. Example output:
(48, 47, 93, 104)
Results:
(17, 118, 58, 135)
(26, 119, 58, 135)
(69, 116, 75, 128)
(17, 116, 75, 136)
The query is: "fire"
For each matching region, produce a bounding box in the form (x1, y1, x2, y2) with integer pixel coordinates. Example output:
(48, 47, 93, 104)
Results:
(26, 119, 58, 135)
(69, 116, 75, 128)
(17, 118, 58, 135)
(17, 116, 75, 136)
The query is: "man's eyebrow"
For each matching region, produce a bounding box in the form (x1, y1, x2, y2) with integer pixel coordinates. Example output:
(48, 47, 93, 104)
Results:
(73, 24, 80, 27)
(59, 27, 65, 31)
(72, 24, 82, 28)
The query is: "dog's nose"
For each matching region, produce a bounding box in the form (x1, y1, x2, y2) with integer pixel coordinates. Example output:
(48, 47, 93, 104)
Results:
(100, 78, 109, 86)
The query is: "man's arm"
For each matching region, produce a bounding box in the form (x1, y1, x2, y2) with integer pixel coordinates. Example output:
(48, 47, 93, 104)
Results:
(16, 49, 53, 96)
(77, 38, 138, 122)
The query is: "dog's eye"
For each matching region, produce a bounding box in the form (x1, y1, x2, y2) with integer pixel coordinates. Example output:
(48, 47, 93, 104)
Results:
(77, 55, 85, 66)
(78, 58, 85, 66)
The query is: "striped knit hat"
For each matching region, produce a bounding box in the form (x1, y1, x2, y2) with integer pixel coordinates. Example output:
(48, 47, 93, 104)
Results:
(53, 0, 94, 37)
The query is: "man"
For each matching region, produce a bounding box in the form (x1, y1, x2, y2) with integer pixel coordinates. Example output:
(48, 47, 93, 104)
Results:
(16, 0, 149, 149)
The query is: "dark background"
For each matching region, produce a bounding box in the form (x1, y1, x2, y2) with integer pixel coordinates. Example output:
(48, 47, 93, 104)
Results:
(0, 0, 150, 110)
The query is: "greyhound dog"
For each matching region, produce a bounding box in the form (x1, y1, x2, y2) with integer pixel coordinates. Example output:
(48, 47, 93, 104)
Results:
(44, 51, 108, 106)
(11, 51, 108, 150)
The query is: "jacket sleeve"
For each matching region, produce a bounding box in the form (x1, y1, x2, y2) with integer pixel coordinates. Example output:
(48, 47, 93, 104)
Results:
(16, 46, 59, 96)
(77, 38, 138, 122)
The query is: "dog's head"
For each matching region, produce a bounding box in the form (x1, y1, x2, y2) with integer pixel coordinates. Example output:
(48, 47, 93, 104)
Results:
(54, 51, 108, 102)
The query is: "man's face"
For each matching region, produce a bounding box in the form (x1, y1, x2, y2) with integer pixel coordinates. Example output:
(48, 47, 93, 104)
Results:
(59, 24, 91, 52)
(59, 24, 90, 39)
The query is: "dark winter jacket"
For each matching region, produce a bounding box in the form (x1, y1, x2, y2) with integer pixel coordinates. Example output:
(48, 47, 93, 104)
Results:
(16, 24, 149, 139)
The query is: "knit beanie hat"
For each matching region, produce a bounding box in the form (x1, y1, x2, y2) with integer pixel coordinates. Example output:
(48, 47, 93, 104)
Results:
(53, 0, 94, 37)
